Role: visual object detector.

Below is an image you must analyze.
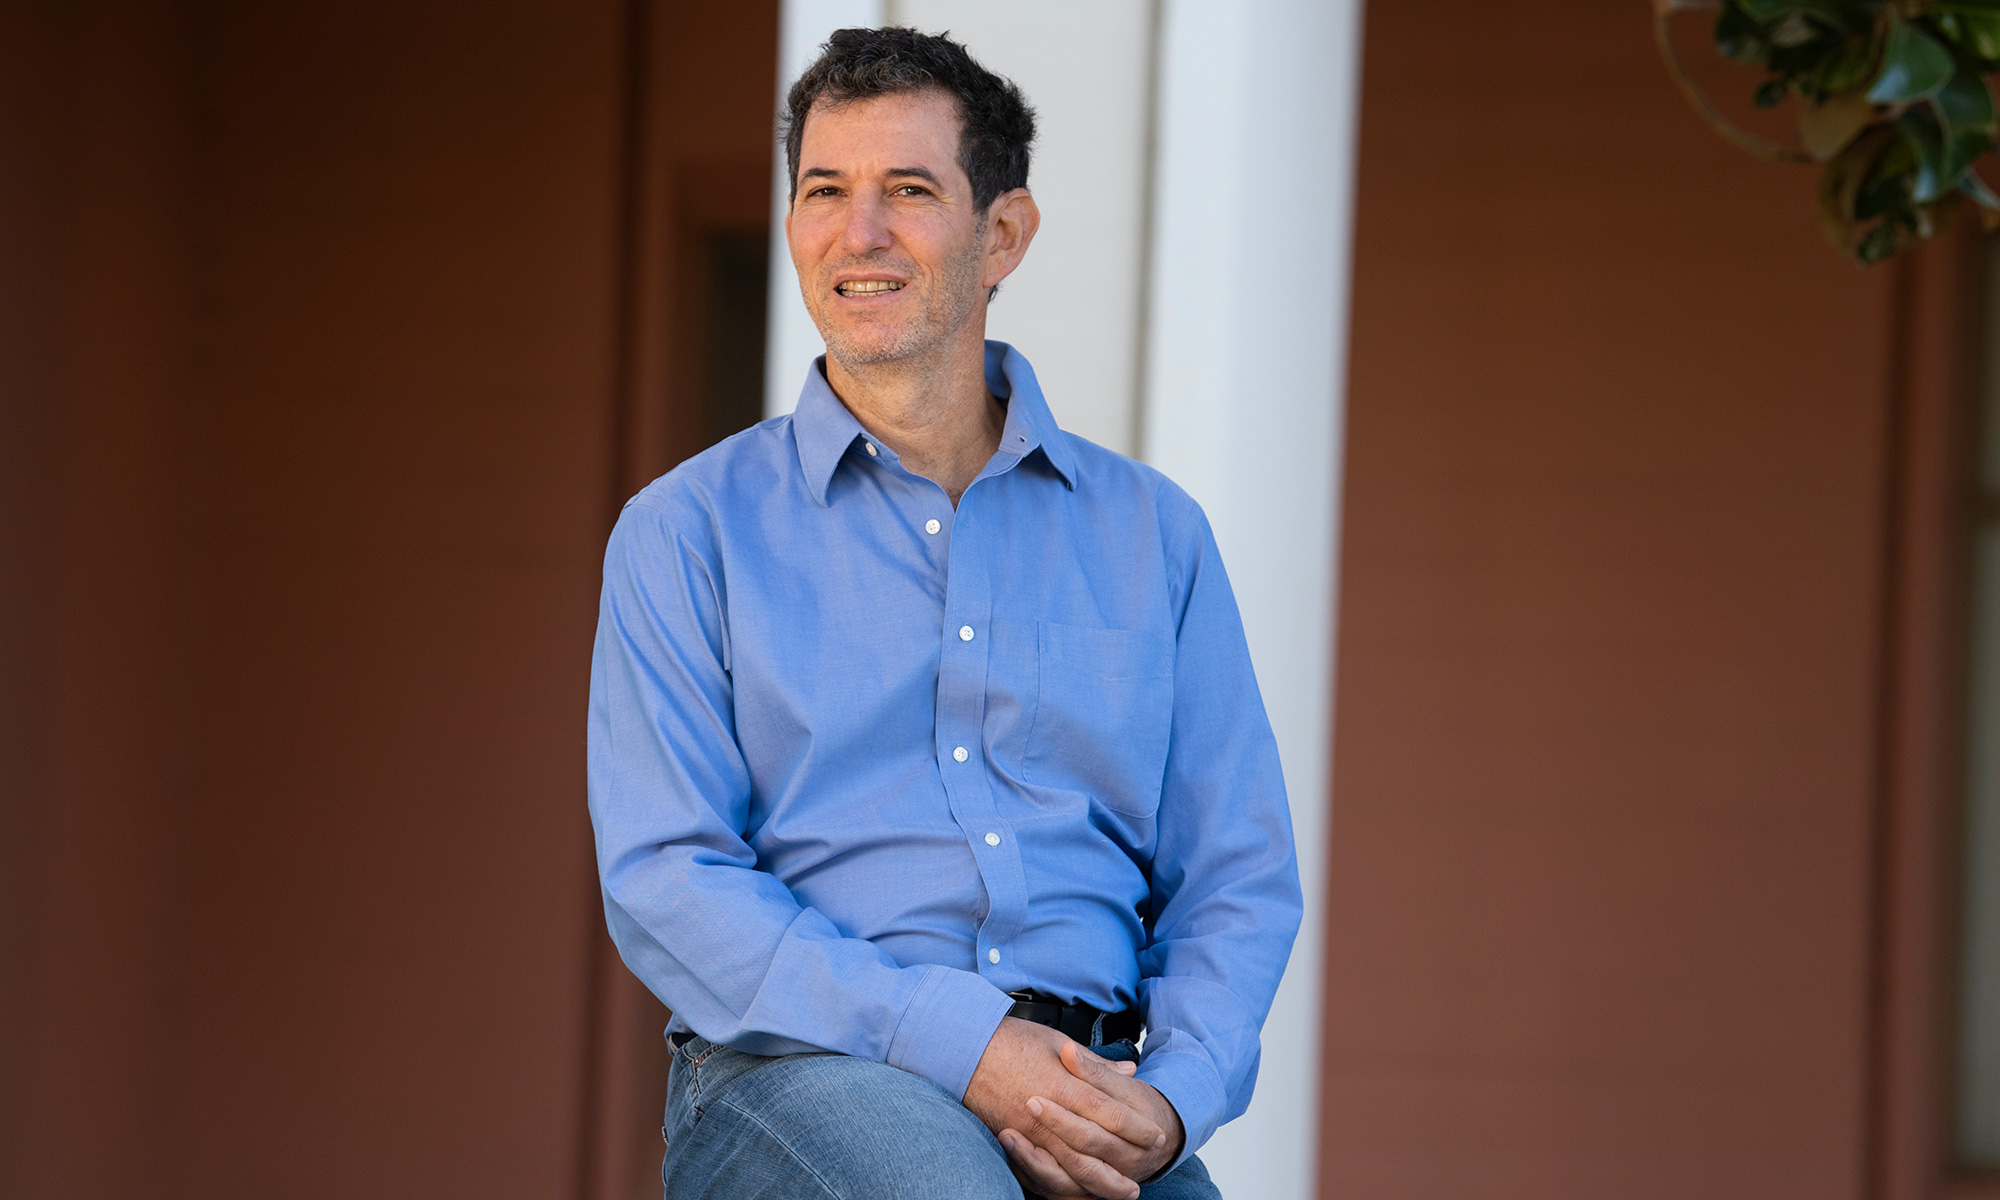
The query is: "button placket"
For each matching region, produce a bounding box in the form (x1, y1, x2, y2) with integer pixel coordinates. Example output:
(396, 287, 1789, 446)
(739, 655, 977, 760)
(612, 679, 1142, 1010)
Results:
(931, 496, 1028, 973)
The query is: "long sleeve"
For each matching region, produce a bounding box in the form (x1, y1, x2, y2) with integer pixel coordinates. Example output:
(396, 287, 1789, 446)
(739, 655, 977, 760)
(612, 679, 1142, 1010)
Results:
(1133, 500, 1305, 1167)
(586, 500, 1014, 1101)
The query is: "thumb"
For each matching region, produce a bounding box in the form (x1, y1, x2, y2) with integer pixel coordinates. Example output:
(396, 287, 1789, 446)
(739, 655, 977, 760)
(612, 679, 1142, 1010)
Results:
(1060, 1039, 1132, 1085)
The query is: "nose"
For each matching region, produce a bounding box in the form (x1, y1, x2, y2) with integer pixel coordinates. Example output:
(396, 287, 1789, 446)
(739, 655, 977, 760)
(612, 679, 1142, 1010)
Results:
(838, 190, 893, 257)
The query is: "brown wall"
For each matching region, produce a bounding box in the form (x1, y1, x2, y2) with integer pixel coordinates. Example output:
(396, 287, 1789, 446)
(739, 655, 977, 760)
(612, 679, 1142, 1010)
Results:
(0, 3, 775, 1198)
(1, 4, 202, 1195)
(171, 4, 630, 1194)
(1325, 3, 1901, 1197)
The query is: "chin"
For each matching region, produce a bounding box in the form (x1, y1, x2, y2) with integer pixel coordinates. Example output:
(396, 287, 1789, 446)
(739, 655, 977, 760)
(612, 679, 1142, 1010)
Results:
(821, 325, 925, 366)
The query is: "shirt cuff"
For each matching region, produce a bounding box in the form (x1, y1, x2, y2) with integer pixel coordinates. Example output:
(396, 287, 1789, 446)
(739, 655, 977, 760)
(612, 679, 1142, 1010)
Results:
(883, 965, 1015, 1101)
(1135, 1048, 1228, 1172)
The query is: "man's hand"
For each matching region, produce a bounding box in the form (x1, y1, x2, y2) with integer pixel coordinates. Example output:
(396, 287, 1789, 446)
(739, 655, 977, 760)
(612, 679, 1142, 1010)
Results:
(998, 1040, 1184, 1198)
(963, 1018, 1167, 1200)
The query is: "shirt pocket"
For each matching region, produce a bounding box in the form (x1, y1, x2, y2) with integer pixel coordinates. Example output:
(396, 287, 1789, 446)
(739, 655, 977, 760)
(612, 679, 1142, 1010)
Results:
(1022, 622, 1174, 817)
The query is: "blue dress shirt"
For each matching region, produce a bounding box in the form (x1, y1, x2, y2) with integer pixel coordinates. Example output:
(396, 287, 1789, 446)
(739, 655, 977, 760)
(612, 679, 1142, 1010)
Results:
(587, 341, 1302, 1163)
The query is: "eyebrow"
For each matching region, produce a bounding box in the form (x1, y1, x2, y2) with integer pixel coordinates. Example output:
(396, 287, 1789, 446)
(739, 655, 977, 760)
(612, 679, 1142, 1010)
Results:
(797, 166, 945, 187)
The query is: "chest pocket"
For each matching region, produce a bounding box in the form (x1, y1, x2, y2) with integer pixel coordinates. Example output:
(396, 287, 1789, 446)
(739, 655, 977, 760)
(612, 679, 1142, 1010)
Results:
(1022, 622, 1175, 817)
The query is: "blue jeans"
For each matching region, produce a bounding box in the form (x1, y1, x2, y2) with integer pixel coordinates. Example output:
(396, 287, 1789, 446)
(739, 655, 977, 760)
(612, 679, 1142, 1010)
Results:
(661, 1034, 1222, 1200)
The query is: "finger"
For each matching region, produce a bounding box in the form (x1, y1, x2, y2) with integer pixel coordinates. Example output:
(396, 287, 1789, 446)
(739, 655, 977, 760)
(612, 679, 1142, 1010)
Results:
(1054, 1082, 1164, 1153)
(1017, 1104, 1142, 1200)
(1026, 1094, 1154, 1170)
(1054, 1044, 1165, 1150)
(999, 1128, 1093, 1199)
(1061, 1039, 1136, 1088)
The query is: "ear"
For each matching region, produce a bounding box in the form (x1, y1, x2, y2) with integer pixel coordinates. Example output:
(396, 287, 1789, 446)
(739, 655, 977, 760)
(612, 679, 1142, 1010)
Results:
(980, 188, 1041, 290)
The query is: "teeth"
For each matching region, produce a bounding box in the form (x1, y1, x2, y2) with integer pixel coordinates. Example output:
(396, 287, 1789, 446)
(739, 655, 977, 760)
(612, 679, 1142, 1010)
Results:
(839, 280, 904, 295)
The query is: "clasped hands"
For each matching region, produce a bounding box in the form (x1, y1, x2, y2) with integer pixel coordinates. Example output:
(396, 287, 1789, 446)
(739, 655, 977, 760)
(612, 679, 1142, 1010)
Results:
(962, 1016, 1183, 1200)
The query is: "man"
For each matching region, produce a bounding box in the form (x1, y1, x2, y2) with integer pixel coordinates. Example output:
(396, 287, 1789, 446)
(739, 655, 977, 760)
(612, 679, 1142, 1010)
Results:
(588, 26, 1300, 1200)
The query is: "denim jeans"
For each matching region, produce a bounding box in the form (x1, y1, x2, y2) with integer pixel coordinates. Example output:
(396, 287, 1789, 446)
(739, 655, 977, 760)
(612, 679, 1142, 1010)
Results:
(661, 1033, 1222, 1200)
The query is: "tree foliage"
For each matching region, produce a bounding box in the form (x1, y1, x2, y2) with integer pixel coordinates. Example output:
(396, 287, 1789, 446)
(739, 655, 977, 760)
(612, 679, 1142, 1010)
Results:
(1716, 0, 2000, 262)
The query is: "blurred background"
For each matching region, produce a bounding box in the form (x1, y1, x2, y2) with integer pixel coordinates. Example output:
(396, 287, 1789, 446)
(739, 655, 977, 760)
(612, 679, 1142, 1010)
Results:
(4, 1, 1999, 1198)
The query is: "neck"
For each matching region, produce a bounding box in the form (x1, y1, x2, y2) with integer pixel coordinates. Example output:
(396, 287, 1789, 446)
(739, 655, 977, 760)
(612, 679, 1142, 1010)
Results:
(824, 323, 1003, 507)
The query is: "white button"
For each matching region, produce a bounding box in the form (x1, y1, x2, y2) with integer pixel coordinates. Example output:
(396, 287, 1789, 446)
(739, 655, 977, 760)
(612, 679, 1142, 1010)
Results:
(926, 519, 941, 535)
(959, 626, 974, 642)
(864, 442, 878, 456)
(984, 832, 1001, 846)
(953, 746, 969, 763)
(988, 948, 1001, 964)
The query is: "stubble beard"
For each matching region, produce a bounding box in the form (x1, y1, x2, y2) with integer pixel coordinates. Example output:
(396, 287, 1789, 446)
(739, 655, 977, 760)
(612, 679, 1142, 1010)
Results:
(809, 223, 985, 371)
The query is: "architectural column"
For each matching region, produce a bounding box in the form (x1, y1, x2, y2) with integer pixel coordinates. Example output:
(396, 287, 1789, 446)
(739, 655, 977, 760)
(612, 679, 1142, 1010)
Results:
(1141, 2, 1363, 1196)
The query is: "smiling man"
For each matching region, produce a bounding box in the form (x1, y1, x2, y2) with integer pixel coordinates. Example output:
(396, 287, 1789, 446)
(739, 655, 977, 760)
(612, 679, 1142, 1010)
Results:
(588, 27, 1301, 1200)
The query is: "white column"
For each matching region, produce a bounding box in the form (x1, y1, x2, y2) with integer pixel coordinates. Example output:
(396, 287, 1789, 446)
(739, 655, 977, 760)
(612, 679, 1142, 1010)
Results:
(1141, 2, 1365, 1197)
(764, 0, 886, 418)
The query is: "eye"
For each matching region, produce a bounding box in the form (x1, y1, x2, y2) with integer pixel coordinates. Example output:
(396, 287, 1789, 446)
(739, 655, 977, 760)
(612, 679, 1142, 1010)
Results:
(893, 184, 931, 197)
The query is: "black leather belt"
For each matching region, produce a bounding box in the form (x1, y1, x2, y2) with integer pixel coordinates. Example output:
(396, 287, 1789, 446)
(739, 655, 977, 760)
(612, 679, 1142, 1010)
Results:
(1006, 990, 1142, 1046)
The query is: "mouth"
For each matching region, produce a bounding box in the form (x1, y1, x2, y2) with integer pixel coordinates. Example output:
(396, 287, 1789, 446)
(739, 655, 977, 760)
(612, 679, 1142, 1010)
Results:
(835, 279, 906, 298)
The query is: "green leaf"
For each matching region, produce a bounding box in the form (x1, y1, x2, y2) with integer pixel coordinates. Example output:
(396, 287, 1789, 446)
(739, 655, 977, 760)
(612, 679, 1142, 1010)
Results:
(1800, 88, 1879, 160)
(1931, 59, 1998, 182)
(1717, 4, 1772, 64)
(1755, 77, 1790, 107)
(1820, 124, 1898, 249)
(1856, 132, 1918, 220)
(1899, 105, 1953, 201)
(1868, 18, 1956, 103)
(1739, 0, 1869, 32)
(1961, 167, 2000, 209)
(1932, 14, 2000, 62)
(1857, 219, 1903, 263)
(1770, 11, 1819, 48)
(1963, 172, 2000, 230)
(1963, 15, 2000, 60)
(1802, 36, 1882, 100)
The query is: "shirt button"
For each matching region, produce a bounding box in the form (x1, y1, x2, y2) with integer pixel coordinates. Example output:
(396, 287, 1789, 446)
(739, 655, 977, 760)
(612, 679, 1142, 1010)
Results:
(985, 832, 1001, 846)
(953, 746, 969, 763)
(926, 519, 941, 535)
(959, 626, 974, 642)
(864, 442, 878, 457)
(988, 948, 1001, 964)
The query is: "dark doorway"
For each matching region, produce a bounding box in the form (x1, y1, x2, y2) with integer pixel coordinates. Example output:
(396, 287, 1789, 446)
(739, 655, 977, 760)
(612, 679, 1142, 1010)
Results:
(698, 228, 770, 450)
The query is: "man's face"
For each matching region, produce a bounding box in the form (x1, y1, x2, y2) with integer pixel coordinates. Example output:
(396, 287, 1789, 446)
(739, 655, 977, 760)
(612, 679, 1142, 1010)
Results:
(787, 89, 990, 367)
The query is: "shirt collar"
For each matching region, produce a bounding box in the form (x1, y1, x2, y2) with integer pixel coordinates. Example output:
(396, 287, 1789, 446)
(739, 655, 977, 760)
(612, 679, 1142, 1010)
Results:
(790, 340, 1078, 507)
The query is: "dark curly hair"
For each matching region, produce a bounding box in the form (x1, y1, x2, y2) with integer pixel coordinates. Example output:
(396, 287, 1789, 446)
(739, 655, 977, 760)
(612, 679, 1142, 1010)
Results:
(782, 27, 1036, 212)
